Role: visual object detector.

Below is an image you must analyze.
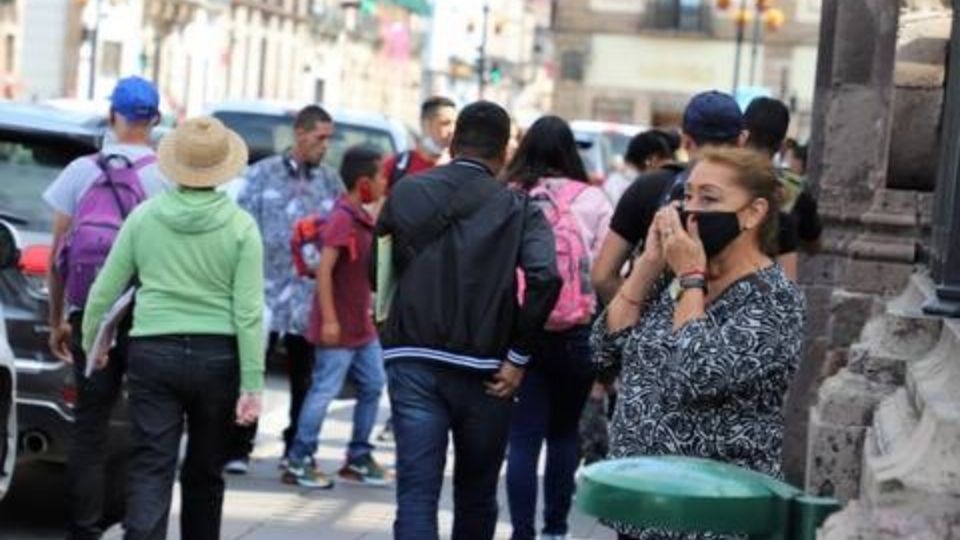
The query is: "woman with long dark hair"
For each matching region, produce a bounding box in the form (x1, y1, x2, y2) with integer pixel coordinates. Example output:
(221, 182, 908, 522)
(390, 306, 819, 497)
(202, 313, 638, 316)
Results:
(502, 115, 613, 540)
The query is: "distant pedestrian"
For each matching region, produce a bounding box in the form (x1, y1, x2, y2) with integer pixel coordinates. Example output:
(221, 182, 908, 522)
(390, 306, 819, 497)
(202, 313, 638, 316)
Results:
(376, 101, 562, 540)
(744, 97, 823, 278)
(593, 147, 805, 540)
(382, 96, 457, 189)
(502, 115, 612, 540)
(234, 105, 345, 471)
(44, 75, 169, 540)
(82, 117, 264, 540)
(282, 145, 389, 489)
(604, 129, 677, 203)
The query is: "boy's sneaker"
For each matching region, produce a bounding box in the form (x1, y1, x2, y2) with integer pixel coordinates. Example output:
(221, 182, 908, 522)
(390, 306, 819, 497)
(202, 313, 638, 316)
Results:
(338, 454, 391, 486)
(225, 458, 249, 475)
(282, 458, 334, 489)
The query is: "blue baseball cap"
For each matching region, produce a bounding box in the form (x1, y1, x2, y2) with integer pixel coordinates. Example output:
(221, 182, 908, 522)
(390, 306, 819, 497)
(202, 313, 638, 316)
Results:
(110, 76, 160, 121)
(682, 90, 743, 143)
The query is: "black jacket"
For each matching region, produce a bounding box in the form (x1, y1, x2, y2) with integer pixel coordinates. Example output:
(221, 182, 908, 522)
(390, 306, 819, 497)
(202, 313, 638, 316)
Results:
(375, 158, 561, 371)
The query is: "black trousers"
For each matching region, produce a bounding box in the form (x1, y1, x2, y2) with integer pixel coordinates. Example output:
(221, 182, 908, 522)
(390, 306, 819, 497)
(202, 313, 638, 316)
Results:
(124, 335, 239, 540)
(225, 333, 314, 460)
(66, 312, 128, 540)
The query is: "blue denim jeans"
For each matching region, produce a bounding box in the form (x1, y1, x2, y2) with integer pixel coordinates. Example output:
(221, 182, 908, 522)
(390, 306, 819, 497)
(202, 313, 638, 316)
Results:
(387, 360, 515, 540)
(289, 339, 385, 462)
(506, 326, 594, 540)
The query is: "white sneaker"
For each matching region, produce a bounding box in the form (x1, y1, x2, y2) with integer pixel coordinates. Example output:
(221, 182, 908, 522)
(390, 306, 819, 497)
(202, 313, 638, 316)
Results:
(224, 458, 250, 475)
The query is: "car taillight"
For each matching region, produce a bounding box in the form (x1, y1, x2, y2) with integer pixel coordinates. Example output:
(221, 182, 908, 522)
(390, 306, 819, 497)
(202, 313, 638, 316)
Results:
(19, 245, 50, 276)
(18, 245, 51, 298)
(62, 385, 77, 408)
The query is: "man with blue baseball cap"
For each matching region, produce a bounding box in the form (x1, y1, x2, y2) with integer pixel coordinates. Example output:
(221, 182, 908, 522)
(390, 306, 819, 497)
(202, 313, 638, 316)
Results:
(591, 90, 746, 303)
(44, 75, 170, 540)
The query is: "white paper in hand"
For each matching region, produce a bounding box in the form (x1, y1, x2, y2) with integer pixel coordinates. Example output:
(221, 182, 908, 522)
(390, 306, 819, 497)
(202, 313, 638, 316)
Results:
(375, 235, 397, 324)
(87, 287, 136, 378)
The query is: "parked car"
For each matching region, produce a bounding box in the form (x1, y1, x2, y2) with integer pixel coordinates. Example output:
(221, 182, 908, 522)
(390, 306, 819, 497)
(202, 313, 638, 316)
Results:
(0, 216, 21, 500)
(44, 98, 177, 147)
(0, 104, 131, 481)
(571, 120, 645, 185)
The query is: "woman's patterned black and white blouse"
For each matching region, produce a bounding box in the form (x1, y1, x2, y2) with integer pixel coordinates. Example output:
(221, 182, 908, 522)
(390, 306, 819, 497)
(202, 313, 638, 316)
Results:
(590, 265, 806, 540)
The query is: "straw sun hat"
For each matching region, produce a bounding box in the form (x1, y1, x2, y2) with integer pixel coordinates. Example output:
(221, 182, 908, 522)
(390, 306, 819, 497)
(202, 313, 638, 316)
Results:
(158, 116, 248, 188)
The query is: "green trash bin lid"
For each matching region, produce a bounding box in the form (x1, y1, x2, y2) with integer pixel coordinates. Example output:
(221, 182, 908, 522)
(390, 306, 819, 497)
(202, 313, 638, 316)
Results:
(576, 456, 801, 535)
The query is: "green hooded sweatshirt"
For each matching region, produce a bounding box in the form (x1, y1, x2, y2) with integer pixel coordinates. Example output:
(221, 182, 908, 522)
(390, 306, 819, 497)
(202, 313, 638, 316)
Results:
(82, 187, 265, 392)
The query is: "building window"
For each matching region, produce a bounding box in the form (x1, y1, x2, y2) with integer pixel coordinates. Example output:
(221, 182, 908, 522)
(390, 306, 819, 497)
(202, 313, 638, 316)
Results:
(4, 35, 13, 75)
(100, 41, 123, 78)
(651, 0, 706, 32)
(593, 97, 634, 123)
(560, 50, 584, 82)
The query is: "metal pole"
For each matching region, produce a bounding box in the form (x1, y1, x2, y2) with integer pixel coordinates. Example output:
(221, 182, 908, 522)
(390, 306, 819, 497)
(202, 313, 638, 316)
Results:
(478, 2, 490, 99)
(87, 0, 103, 99)
(749, 7, 763, 86)
(732, 0, 747, 95)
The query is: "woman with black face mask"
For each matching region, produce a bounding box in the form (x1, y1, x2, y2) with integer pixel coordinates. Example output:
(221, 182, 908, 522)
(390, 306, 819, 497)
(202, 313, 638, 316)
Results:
(590, 147, 807, 540)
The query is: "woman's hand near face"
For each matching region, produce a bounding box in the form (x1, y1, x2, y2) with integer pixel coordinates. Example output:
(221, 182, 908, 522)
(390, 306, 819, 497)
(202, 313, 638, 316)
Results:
(657, 206, 707, 276)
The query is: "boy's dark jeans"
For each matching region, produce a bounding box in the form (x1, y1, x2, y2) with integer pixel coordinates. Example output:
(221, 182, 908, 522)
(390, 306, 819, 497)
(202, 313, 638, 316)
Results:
(123, 335, 239, 540)
(387, 360, 514, 540)
(66, 312, 129, 540)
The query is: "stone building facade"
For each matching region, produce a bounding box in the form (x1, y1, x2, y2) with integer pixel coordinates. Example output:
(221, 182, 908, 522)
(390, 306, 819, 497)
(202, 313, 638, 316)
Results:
(792, 0, 960, 537)
(551, 0, 820, 133)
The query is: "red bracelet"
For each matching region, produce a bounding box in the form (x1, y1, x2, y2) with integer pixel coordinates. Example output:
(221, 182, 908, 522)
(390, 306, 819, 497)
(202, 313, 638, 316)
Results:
(679, 268, 706, 279)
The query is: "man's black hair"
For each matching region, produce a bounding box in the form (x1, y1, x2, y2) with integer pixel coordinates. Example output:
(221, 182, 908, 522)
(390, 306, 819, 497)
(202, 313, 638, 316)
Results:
(340, 145, 383, 190)
(653, 128, 681, 154)
(421, 96, 456, 121)
(295, 105, 333, 131)
(744, 97, 791, 156)
(450, 101, 511, 161)
(626, 130, 672, 169)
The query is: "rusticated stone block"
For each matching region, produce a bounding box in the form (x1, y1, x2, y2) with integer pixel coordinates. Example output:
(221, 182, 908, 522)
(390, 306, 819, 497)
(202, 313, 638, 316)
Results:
(803, 285, 834, 339)
(838, 259, 914, 296)
(829, 291, 875, 349)
(847, 345, 907, 386)
(889, 87, 942, 191)
(783, 337, 830, 486)
(806, 407, 868, 502)
(816, 369, 897, 427)
(818, 496, 960, 540)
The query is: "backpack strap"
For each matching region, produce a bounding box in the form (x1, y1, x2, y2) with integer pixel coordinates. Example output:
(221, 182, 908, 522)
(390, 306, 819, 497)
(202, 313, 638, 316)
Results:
(130, 154, 157, 171)
(395, 178, 500, 270)
(92, 154, 137, 219)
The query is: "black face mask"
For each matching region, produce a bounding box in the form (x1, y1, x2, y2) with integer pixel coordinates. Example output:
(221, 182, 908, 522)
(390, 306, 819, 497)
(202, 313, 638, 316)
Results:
(680, 210, 743, 259)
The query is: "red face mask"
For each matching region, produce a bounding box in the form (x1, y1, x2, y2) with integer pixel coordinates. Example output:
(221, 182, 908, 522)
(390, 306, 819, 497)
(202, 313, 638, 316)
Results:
(358, 181, 375, 204)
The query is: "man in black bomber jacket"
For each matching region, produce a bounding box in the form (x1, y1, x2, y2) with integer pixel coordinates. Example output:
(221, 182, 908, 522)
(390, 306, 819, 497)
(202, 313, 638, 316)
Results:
(375, 101, 561, 540)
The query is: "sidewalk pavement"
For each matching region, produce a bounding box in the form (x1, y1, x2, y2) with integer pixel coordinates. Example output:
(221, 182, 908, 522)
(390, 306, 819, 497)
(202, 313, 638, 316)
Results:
(106, 373, 617, 540)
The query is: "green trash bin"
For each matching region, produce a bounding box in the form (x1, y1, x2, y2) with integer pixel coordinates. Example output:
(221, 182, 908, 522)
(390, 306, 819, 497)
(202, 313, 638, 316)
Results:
(575, 456, 839, 540)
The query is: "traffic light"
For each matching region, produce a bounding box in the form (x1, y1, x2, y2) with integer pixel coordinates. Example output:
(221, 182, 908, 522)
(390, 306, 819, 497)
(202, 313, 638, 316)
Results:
(489, 62, 502, 85)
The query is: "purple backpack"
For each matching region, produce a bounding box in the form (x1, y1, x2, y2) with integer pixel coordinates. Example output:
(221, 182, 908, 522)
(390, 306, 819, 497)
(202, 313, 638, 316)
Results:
(57, 154, 152, 308)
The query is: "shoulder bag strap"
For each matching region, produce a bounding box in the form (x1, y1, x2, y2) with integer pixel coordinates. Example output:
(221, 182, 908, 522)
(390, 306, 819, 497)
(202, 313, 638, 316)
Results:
(95, 154, 134, 219)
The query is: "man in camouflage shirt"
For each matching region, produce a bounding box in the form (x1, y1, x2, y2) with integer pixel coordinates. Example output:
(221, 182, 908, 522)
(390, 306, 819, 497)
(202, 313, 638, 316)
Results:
(228, 105, 345, 471)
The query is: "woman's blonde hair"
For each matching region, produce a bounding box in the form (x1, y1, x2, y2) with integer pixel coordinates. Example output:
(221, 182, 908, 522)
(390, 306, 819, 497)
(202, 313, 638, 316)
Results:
(698, 147, 782, 255)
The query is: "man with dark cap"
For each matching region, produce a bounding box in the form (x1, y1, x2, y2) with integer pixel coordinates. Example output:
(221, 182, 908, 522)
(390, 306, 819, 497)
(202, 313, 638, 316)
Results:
(744, 96, 823, 280)
(591, 90, 747, 303)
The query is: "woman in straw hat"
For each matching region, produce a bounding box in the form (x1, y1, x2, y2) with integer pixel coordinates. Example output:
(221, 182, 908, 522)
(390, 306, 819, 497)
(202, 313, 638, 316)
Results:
(82, 117, 264, 540)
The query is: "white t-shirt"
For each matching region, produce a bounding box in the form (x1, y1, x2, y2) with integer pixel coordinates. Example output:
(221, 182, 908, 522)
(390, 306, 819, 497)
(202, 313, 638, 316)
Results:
(42, 144, 170, 217)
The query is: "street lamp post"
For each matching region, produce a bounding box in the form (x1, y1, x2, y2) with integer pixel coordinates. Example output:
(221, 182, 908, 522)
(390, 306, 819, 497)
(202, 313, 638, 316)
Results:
(477, 2, 490, 99)
(731, 0, 748, 94)
(87, 0, 104, 99)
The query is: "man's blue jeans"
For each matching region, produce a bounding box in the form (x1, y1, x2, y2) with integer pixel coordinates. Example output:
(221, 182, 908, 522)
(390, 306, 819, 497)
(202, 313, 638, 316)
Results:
(387, 360, 514, 540)
(289, 339, 384, 462)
